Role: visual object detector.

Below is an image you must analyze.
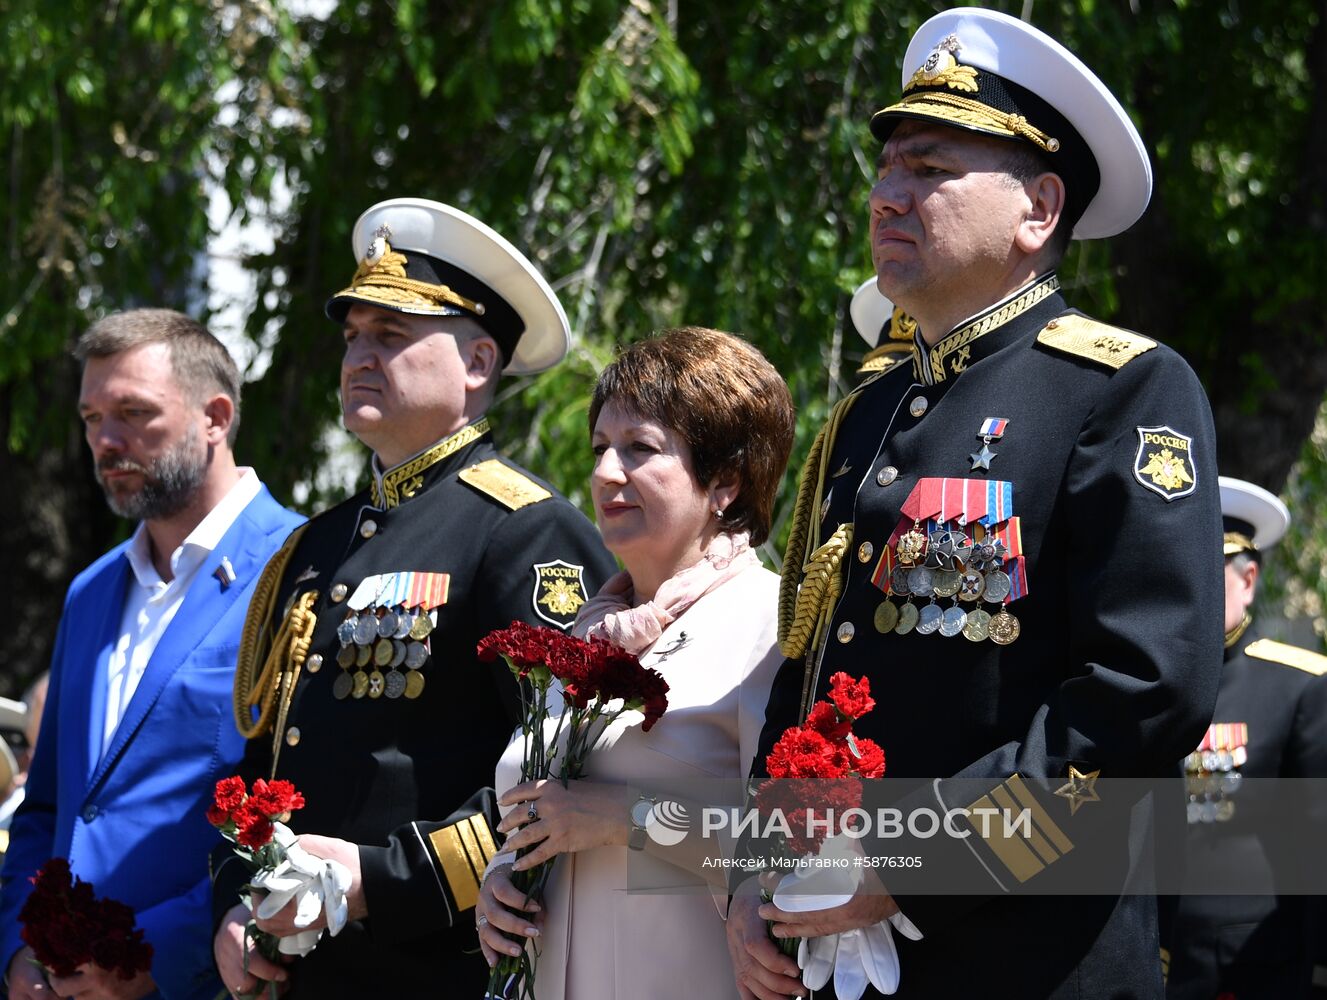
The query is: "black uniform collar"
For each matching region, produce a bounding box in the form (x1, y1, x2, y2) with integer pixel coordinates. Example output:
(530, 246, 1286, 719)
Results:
(911, 272, 1062, 386)
(369, 417, 492, 510)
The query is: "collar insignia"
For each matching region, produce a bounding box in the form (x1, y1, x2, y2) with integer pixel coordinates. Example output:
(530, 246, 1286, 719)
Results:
(370, 418, 491, 509)
(913, 274, 1060, 386)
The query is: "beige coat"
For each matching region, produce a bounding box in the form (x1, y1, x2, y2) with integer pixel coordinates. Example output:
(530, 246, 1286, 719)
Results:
(494, 563, 783, 1000)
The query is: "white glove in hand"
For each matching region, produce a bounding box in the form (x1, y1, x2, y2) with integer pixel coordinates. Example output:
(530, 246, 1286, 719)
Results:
(253, 823, 353, 956)
(771, 835, 860, 912)
(797, 933, 838, 991)
(774, 836, 925, 998)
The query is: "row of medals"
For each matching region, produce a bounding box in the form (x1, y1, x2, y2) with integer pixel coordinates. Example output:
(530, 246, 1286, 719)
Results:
(1183, 749, 1243, 824)
(333, 605, 434, 700)
(870, 525, 1021, 644)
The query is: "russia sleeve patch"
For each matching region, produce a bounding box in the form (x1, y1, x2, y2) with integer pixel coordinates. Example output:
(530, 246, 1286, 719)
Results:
(1133, 426, 1197, 501)
(532, 560, 589, 628)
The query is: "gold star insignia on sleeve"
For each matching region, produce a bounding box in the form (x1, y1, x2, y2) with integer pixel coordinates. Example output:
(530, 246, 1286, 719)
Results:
(1054, 765, 1101, 816)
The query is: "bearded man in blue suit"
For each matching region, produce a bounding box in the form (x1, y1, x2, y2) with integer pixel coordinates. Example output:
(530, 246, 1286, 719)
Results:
(0, 309, 303, 1000)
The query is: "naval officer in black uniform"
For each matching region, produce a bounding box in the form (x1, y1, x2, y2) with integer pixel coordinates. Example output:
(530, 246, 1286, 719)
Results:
(729, 8, 1225, 999)
(1162, 477, 1327, 999)
(210, 198, 616, 997)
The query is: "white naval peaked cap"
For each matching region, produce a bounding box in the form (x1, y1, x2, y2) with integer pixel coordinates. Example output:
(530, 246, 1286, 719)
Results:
(1219, 477, 1290, 554)
(326, 198, 571, 375)
(0, 697, 24, 735)
(871, 7, 1152, 240)
(850, 278, 895, 350)
(849, 278, 917, 376)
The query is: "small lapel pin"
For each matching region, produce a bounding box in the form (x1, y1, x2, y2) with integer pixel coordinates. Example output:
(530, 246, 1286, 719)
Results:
(295, 565, 320, 585)
(214, 556, 237, 591)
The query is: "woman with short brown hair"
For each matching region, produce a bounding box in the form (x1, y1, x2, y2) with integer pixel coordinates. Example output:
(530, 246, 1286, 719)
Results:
(478, 327, 795, 999)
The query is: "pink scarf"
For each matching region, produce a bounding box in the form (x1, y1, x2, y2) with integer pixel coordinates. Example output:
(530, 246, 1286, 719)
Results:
(572, 532, 759, 655)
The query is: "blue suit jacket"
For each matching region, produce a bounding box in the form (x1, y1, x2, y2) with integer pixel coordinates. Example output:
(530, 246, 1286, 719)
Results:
(0, 484, 303, 999)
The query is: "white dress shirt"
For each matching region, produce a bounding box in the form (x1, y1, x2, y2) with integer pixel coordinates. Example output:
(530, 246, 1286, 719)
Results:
(101, 468, 261, 756)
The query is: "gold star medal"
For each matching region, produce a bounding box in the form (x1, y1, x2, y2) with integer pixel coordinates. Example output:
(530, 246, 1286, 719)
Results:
(969, 418, 1008, 472)
(1054, 765, 1101, 815)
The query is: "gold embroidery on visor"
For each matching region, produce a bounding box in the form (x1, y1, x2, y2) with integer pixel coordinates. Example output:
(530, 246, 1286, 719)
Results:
(879, 91, 1061, 154)
(334, 243, 486, 317)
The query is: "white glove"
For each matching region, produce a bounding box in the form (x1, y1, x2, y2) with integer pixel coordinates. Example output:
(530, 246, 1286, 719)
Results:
(771, 834, 861, 912)
(772, 835, 924, 998)
(253, 823, 353, 956)
(797, 932, 838, 991)
(830, 911, 925, 999)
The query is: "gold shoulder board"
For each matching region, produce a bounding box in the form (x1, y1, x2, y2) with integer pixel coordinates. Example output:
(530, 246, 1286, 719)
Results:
(857, 345, 909, 377)
(1036, 315, 1156, 370)
(1245, 638, 1327, 676)
(459, 459, 552, 511)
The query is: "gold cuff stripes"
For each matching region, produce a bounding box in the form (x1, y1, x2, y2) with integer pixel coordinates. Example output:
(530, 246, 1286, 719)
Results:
(427, 813, 500, 911)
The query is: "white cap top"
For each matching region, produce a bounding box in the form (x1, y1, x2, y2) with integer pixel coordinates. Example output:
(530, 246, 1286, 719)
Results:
(331, 198, 571, 375)
(850, 278, 895, 349)
(876, 7, 1152, 239)
(1219, 476, 1290, 551)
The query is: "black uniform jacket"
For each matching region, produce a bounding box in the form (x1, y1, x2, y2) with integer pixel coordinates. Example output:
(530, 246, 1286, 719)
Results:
(752, 275, 1225, 999)
(211, 424, 616, 996)
(1163, 624, 1327, 1000)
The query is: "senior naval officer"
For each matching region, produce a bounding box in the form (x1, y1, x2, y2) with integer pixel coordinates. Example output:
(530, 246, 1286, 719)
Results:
(729, 9, 1224, 999)
(211, 198, 616, 997)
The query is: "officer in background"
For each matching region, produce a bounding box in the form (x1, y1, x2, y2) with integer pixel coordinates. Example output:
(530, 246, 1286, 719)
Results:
(1163, 477, 1327, 999)
(848, 277, 913, 380)
(211, 198, 617, 997)
(730, 8, 1224, 999)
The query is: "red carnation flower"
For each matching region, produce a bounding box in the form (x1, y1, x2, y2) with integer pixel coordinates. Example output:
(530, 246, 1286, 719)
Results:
(805, 701, 851, 742)
(232, 802, 275, 850)
(827, 672, 875, 720)
(476, 620, 561, 673)
(213, 775, 247, 813)
(248, 778, 305, 818)
(850, 737, 886, 779)
(591, 642, 669, 731)
(19, 858, 153, 979)
(755, 776, 864, 855)
(765, 727, 849, 780)
(546, 632, 598, 707)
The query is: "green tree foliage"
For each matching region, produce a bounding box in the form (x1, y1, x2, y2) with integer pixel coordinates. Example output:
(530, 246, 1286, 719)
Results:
(4, 0, 1326, 694)
(1, 0, 312, 691)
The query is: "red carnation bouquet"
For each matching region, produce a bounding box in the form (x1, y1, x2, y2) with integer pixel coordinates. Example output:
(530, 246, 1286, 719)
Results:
(209, 775, 305, 853)
(18, 857, 153, 982)
(476, 621, 670, 999)
(209, 775, 348, 999)
(754, 672, 886, 957)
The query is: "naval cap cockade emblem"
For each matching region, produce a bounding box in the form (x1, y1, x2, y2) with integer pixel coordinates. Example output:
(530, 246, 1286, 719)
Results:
(1134, 425, 1197, 501)
(531, 559, 589, 628)
(364, 224, 393, 265)
(906, 33, 979, 93)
